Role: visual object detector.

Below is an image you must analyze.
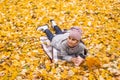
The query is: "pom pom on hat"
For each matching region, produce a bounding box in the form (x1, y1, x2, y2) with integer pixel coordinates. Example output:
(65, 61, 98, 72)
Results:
(69, 26, 82, 40)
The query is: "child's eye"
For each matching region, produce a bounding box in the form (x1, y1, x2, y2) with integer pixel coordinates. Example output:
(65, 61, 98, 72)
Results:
(71, 38, 76, 41)
(68, 36, 76, 41)
(68, 36, 72, 40)
(68, 36, 71, 39)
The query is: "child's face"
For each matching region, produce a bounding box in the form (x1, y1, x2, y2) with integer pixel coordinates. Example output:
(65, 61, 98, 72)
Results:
(67, 36, 79, 47)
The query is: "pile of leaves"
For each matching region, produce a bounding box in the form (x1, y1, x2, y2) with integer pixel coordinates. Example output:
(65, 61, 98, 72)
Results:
(0, 0, 120, 80)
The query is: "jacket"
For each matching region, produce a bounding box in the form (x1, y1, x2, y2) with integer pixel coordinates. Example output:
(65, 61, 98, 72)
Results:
(51, 32, 87, 61)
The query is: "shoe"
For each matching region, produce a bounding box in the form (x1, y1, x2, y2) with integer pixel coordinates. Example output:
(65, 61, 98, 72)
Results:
(50, 19, 57, 28)
(37, 24, 48, 31)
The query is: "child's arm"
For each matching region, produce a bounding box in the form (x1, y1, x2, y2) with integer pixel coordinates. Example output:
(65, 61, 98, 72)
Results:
(60, 48, 85, 66)
(77, 43, 88, 59)
(78, 49, 88, 59)
(59, 50, 73, 62)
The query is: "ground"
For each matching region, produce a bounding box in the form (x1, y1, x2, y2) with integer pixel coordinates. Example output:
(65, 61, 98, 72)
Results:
(0, 0, 120, 80)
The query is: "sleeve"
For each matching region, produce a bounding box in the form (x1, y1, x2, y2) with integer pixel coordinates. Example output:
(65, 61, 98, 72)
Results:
(59, 45, 72, 62)
(77, 43, 88, 59)
(78, 49, 88, 59)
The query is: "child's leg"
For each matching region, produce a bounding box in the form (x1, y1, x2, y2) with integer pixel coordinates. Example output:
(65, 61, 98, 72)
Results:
(37, 24, 54, 41)
(44, 29, 54, 41)
(50, 19, 63, 34)
(54, 25, 63, 34)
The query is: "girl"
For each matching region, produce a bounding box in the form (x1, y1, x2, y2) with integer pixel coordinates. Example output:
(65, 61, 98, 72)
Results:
(37, 20, 87, 66)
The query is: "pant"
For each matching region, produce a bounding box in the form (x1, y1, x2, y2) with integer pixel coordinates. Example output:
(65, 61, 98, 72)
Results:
(44, 25, 63, 41)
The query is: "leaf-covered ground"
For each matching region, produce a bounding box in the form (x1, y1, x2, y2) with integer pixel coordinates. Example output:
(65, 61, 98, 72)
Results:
(0, 0, 120, 80)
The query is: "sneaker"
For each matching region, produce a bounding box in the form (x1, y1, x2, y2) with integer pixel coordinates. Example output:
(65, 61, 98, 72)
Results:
(37, 24, 48, 32)
(50, 19, 57, 28)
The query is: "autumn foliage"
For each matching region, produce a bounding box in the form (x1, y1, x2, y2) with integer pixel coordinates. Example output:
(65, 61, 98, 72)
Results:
(0, 0, 120, 80)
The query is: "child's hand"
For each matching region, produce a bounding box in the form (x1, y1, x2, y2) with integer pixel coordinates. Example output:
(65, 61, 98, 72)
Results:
(74, 56, 84, 66)
(71, 57, 77, 64)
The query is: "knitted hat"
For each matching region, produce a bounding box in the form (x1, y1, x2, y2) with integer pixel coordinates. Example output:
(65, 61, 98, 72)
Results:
(69, 26, 82, 41)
